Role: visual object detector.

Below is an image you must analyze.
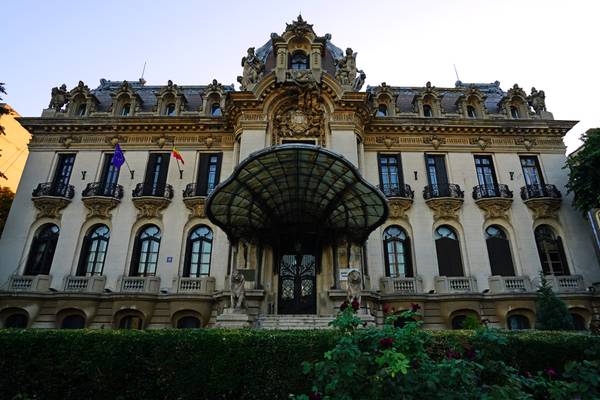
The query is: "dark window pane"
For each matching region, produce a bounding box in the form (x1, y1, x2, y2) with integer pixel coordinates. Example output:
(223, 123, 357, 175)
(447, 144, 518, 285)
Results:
(4, 314, 28, 328)
(61, 315, 86, 329)
(177, 316, 201, 329)
(25, 224, 60, 275)
(508, 315, 530, 330)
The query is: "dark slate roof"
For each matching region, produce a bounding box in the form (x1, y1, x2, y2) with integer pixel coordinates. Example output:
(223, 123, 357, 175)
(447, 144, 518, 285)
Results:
(90, 79, 235, 113)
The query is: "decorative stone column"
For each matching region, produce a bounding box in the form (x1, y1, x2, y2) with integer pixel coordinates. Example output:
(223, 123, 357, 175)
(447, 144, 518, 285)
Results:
(236, 115, 268, 162)
(329, 111, 362, 166)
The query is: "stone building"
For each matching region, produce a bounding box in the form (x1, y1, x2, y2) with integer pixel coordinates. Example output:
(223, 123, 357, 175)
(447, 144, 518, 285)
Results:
(1, 16, 599, 330)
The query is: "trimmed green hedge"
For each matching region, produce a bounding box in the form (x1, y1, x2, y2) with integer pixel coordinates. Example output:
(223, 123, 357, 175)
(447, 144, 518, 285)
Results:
(0, 329, 598, 400)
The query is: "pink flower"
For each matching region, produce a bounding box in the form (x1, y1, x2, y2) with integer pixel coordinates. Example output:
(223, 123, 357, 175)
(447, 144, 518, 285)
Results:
(340, 301, 348, 311)
(351, 298, 360, 311)
(379, 337, 394, 349)
(410, 303, 421, 312)
(545, 368, 558, 379)
(309, 392, 322, 400)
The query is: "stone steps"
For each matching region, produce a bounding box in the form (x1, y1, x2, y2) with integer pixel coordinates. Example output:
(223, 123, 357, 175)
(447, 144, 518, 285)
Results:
(256, 314, 335, 330)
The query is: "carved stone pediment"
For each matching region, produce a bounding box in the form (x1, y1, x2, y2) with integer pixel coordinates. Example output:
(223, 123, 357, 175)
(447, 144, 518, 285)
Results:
(475, 198, 513, 220)
(82, 196, 120, 219)
(388, 198, 413, 219)
(32, 197, 71, 220)
(524, 198, 562, 220)
(183, 196, 206, 219)
(425, 197, 463, 220)
(131, 197, 171, 219)
(273, 86, 324, 143)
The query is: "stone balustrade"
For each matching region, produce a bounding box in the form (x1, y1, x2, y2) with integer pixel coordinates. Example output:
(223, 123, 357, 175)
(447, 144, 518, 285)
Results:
(8, 275, 52, 292)
(435, 276, 477, 294)
(380, 276, 424, 294)
(488, 275, 532, 293)
(172, 276, 216, 294)
(63, 275, 107, 293)
(117, 276, 161, 294)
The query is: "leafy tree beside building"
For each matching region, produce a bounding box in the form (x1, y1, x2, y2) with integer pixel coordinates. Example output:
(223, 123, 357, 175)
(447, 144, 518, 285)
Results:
(0, 186, 15, 237)
(565, 128, 600, 213)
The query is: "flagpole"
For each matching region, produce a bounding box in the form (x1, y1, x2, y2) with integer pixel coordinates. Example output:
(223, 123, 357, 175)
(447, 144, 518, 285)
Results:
(176, 158, 183, 179)
(124, 158, 135, 179)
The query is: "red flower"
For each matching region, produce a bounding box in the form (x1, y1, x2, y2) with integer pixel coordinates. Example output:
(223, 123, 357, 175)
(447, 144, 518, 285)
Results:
(309, 392, 322, 400)
(545, 368, 558, 379)
(383, 304, 391, 315)
(410, 303, 421, 312)
(351, 298, 360, 311)
(340, 301, 349, 311)
(379, 337, 394, 349)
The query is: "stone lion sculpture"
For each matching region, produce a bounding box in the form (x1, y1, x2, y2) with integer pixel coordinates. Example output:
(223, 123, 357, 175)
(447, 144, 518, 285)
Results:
(230, 270, 246, 310)
(347, 269, 362, 307)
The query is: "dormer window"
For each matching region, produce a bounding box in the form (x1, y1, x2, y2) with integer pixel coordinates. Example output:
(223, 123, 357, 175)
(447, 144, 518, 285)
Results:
(211, 103, 222, 117)
(423, 104, 433, 118)
(120, 103, 131, 116)
(165, 103, 176, 116)
(467, 105, 476, 118)
(376, 104, 388, 117)
(76, 103, 87, 117)
(290, 51, 309, 70)
(510, 106, 520, 119)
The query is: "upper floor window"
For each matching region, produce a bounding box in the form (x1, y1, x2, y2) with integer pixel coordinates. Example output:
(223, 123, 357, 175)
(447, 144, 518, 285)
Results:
(100, 153, 120, 196)
(120, 103, 131, 116)
(290, 51, 309, 70)
(534, 225, 569, 275)
(195, 153, 222, 196)
(423, 104, 433, 117)
(378, 154, 403, 195)
(467, 105, 476, 118)
(130, 225, 161, 277)
(143, 153, 170, 196)
(376, 104, 388, 117)
(520, 156, 544, 187)
(76, 103, 87, 117)
(211, 103, 222, 117)
(77, 224, 110, 276)
(510, 106, 520, 119)
(485, 225, 515, 276)
(435, 225, 463, 277)
(184, 225, 213, 277)
(474, 155, 498, 195)
(51, 153, 76, 196)
(24, 224, 60, 275)
(383, 226, 412, 278)
(425, 154, 449, 196)
(165, 103, 176, 116)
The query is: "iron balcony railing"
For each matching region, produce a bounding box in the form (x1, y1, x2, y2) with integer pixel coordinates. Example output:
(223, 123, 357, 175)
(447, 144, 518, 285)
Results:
(132, 183, 174, 199)
(422, 183, 464, 200)
(82, 182, 124, 199)
(472, 183, 513, 200)
(378, 183, 414, 199)
(520, 184, 562, 200)
(182, 183, 214, 198)
(32, 182, 75, 199)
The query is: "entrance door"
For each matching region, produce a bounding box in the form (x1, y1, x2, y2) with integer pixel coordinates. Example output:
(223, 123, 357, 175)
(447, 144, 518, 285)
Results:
(278, 248, 317, 314)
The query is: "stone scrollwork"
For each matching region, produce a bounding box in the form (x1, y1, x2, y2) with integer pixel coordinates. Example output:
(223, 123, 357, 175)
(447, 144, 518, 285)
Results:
(470, 136, 490, 150)
(516, 137, 536, 150)
(425, 197, 464, 220)
(32, 197, 71, 220)
(131, 197, 171, 219)
(273, 86, 324, 143)
(474, 198, 513, 220)
(183, 196, 206, 219)
(82, 197, 120, 219)
(523, 198, 562, 220)
(237, 47, 265, 91)
(388, 198, 413, 219)
(424, 135, 445, 149)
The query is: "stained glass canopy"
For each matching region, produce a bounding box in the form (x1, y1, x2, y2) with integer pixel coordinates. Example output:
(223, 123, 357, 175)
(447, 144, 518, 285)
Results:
(205, 144, 389, 243)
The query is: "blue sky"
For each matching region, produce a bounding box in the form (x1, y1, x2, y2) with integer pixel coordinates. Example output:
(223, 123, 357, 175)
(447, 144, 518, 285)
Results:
(3, 0, 598, 152)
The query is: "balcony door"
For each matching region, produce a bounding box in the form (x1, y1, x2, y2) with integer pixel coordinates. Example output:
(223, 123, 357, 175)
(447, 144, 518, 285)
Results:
(100, 153, 120, 195)
(520, 156, 544, 187)
(474, 155, 498, 196)
(51, 154, 75, 196)
(195, 153, 222, 196)
(378, 154, 403, 195)
(143, 153, 170, 196)
(426, 155, 449, 196)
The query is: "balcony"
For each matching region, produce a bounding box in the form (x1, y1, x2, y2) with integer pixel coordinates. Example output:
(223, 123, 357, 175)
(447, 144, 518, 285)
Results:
(379, 184, 414, 219)
(434, 276, 477, 294)
(535, 274, 585, 293)
(520, 184, 562, 219)
(182, 183, 208, 218)
(488, 275, 532, 294)
(131, 183, 174, 219)
(81, 182, 124, 219)
(63, 275, 107, 293)
(472, 184, 513, 219)
(8, 275, 52, 292)
(380, 276, 423, 294)
(423, 184, 464, 220)
(117, 275, 161, 294)
(172, 276, 216, 294)
(31, 182, 75, 219)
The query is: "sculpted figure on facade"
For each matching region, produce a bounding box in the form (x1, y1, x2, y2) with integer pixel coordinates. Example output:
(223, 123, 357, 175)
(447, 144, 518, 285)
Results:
(274, 86, 323, 140)
(353, 70, 366, 91)
(49, 84, 69, 111)
(237, 47, 264, 90)
(335, 48, 358, 86)
(528, 87, 546, 114)
(230, 270, 246, 311)
(347, 269, 362, 307)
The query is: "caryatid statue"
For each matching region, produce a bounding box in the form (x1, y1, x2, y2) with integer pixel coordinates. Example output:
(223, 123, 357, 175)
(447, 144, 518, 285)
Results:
(237, 47, 265, 90)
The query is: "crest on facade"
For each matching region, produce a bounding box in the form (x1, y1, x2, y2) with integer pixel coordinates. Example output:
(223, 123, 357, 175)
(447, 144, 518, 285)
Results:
(273, 86, 324, 142)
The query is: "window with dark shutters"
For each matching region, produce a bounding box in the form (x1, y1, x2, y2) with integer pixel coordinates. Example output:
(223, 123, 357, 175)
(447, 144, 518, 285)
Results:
(143, 153, 170, 196)
(196, 153, 222, 196)
(434, 226, 463, 277)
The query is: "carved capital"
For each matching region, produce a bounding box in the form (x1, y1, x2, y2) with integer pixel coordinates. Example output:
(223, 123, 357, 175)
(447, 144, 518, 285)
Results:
(388, 198, 413, 219)
(524, 198, 562, 219)
(131, 197, 171, 219)
(425, 197, 463, 220)
(183, 196, 206, 219)
(32, 196, 71, 220)
(474, 198, 513, 220)
(82, 196, 120, 219)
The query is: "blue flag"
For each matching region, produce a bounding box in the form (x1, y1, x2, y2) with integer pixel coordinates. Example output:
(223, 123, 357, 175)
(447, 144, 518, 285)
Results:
(111, 144, 125, 168)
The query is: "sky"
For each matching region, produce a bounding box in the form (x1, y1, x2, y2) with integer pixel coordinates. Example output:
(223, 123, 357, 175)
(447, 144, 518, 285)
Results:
(2, 0, 599, 153)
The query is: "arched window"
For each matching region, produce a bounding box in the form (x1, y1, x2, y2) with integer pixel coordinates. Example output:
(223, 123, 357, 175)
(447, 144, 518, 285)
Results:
(4, 313, 28, 328)
(130, 225, 161, 276)
(290, 51, 309, 70)
(165, 103, 176, 116)
(61, 314, 86, 329)
(120, 103, 131, 116)
(177, 316, 201, 329)
(435, 225, 463, 277)
(383, 226, 412, 278)
(78, 224, 110, 276)
(211, 103, 222, 117)
(510, 106, 520, 119)
(571, 313, 587, 331)
(485, 225, 515, 276)
(24, 224, 60, 275)
(534, 225, 569, 275)
(467, 105, 476, 118)
(507, 314, 530, 330)
(423, 104, 433, 117)
(119, 315, 144, 330)
(184, 225, 213, 277)
(76, 103, 87, 117)
(376, 104, 388, 117)
(451, 315, 467, 329)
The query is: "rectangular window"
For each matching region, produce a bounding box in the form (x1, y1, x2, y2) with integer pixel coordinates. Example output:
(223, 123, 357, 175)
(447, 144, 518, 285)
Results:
(51, 153, 76, 196)
(425, 154, 448, 195)
(474, 155, 498, 196)
(143, 153, 170, 196)
(520, 156, 544, 187)
(99, 153, 120, 196)
(196, 153, 222, 196)
(378, 154, 403, 196)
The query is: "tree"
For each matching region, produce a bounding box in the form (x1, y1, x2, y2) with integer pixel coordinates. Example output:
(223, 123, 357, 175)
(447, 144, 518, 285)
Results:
(565, 128, 600, 213)
(535, 273, 575, 330)
(0, 82, 9, 115)
(0, 186, 15, 238)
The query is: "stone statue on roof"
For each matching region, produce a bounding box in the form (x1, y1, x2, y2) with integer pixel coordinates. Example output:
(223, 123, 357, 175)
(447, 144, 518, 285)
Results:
(335, 48, 358, 87)
(353, 70, 366, 91)
(49, 84, 69, 111)
(528, 87, 546, 114)
(237, 47, 265, 90)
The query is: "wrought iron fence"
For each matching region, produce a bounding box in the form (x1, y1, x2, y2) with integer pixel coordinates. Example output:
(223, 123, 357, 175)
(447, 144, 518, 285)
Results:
(132, 183, 174, 199)
(82, 182, 124, 199)
(472, 183, 513, 200)
(378, 183, 414, 199)
(32, 182, 75, 199)
(520, 184, 561, 200)
(422, 183, 464, 200)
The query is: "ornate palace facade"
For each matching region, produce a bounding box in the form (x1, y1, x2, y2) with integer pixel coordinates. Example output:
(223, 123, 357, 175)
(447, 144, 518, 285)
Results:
(1, 16, 599, 330)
